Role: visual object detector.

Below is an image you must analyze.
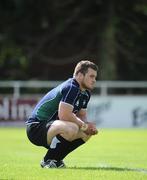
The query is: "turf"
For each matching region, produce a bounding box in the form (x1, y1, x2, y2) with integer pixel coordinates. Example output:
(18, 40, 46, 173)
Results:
(0, 127, 147, 180)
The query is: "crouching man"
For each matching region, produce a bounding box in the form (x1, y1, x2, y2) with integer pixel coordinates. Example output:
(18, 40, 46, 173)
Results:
(26, 60, 98, 168)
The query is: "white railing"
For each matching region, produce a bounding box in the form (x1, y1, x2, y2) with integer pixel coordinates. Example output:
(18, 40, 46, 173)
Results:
(0, 80, 147, 98)
(96, 81, 147, 96)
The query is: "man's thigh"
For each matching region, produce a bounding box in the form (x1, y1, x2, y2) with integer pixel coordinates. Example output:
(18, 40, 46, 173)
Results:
(47, 120, 90, 143)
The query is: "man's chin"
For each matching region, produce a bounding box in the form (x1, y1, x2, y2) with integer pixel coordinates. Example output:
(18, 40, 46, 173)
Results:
(87, 86, 94, 91)
(82, 84, 94, 91)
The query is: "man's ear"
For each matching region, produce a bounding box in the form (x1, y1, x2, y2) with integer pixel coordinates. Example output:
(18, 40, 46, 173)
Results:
(78, 72, 84, 80)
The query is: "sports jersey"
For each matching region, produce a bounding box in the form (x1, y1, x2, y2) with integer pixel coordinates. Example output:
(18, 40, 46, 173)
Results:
(26, 78, 90, 124)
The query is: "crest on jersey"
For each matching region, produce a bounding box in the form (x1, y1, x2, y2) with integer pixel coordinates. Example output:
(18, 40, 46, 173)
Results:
(83, 100, 86, 106)
(75, 99, 79, 106)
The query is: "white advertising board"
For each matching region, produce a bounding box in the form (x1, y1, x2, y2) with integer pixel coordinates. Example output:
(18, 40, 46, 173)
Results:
(0, 96, 147, 128)
(87, 96, 147, 128)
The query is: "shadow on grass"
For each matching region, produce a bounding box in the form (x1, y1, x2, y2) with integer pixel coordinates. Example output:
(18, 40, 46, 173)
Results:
(66, 166, 147, 173)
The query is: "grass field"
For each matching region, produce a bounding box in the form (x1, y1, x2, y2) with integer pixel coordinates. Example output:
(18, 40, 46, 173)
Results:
(0, 128, 147, 180)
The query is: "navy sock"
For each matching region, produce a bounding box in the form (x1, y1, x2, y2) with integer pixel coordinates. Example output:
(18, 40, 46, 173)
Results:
(59, 138, 85, 160)
(44, 135, 71, 162)
(44, 135, 85, 162)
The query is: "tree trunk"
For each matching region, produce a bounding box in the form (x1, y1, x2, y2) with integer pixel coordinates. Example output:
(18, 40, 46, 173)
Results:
(99, 0, 117, 80)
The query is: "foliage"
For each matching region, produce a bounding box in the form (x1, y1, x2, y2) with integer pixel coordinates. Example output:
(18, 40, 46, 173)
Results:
(0, 41, 28, 80)
(0, 0, 147, 80)
(116, 0, 147, 80)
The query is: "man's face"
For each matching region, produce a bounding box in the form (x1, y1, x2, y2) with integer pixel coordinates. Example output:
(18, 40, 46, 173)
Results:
(81, 68, 97, 90)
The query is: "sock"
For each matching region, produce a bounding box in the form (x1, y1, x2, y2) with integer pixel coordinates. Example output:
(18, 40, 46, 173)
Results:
(44, 135, 85, 162)
(59, 138, 85, 160)
(44, 135, 71, 162)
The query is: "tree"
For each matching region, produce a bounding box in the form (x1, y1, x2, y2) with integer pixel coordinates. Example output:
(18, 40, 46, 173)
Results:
(98, 0, 118, 80)
(0, 0, 147, 80)
(116, 0, 147, 80)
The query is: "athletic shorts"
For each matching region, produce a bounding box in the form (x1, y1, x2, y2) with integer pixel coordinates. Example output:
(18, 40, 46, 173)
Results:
(26, 120, 53, 149)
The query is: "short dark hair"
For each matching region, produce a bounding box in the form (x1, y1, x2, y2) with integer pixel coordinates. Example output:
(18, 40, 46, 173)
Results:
(73, 60, 98, 77)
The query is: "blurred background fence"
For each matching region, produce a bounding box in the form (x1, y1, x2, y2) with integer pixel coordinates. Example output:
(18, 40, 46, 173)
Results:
(0, 80, 147, 98)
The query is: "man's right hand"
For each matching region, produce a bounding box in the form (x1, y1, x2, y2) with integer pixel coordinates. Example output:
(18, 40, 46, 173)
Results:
(81, 122, 98, 135)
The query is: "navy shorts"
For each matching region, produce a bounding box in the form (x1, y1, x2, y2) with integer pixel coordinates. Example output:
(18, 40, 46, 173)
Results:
(26, 120, 53, 149)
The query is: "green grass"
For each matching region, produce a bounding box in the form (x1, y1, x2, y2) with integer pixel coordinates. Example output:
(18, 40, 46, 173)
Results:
(0, 128, 147, 180)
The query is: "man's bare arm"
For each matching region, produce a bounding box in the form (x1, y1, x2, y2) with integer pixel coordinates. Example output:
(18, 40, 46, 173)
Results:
(58, 102, 98, 135)
(58, 102, 85, 128)
(76, 109, 88, 122)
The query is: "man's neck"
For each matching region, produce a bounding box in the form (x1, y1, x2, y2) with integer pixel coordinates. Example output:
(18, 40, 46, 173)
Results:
(74, 77, 85, 91)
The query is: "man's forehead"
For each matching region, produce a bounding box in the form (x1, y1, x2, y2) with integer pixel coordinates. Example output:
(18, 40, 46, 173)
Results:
(87, 68, 97, 74)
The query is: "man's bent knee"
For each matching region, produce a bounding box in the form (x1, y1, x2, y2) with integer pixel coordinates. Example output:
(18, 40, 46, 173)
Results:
(47, 120, 79, 144)
(61, 122, 79, 141)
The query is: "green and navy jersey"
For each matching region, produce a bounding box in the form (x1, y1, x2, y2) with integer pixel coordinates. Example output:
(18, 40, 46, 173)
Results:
(27, 78, 90, 124)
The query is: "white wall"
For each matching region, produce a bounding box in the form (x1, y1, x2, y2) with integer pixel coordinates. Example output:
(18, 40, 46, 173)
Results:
(88, 96, 147, 128)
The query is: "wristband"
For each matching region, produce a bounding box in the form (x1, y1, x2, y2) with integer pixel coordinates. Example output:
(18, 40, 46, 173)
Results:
(80, 123, 88, 131)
